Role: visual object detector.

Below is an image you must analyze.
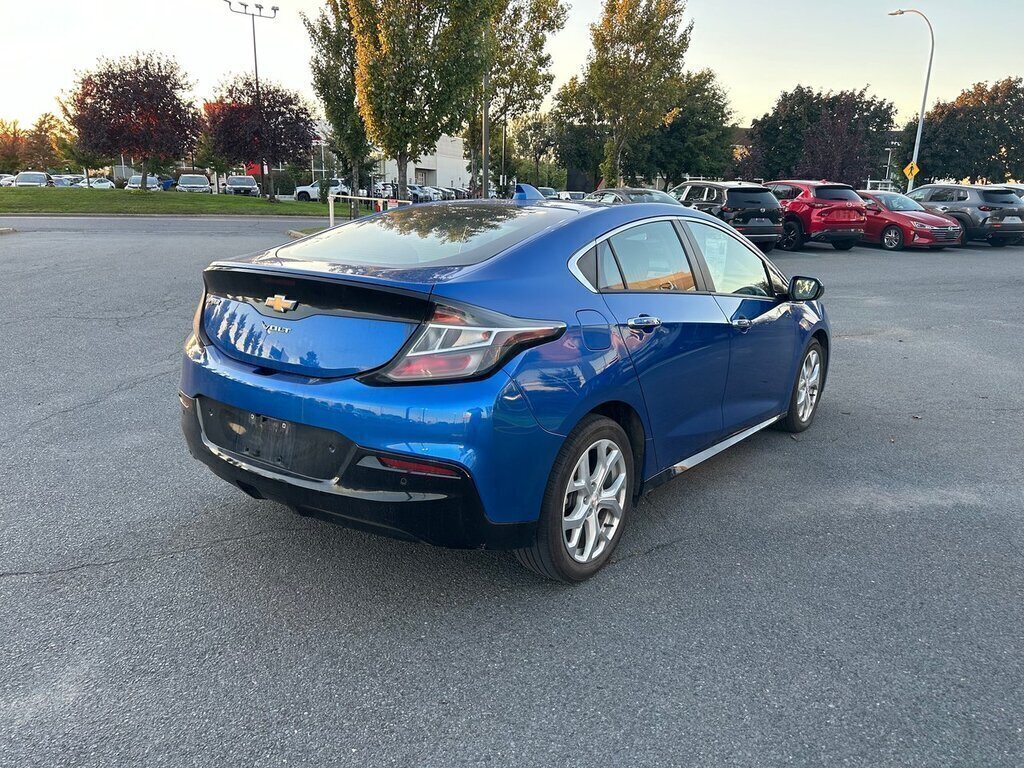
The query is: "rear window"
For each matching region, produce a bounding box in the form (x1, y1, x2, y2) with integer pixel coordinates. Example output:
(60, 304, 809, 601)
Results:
(179, 175, 208, 185)
(981, 190, 1022, 205)
(228, 176, 256, 185)
(725, 188, 779, 208)
(813, 185, 861, 202)
(278, 202, 575, 268)
(18, 173, 46, 183)
(623, 190, 680, 204)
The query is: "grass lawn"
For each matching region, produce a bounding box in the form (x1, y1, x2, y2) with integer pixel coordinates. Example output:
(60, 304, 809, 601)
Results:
(0, 187, 333, 216)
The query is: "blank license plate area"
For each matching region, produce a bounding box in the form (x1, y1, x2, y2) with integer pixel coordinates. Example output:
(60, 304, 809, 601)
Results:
(198, 397, 351, 479)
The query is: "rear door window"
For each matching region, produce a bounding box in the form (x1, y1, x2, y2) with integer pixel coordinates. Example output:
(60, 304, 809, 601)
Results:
(606, 221, 697, 292)
(686, 221, 772, 297)
(929, 188, 955, 202)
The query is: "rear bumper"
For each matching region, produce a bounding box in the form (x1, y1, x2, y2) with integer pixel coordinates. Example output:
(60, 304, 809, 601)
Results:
(808, 227, 864, 243)
(974, 222, 1024, 240)
(734, 224, 782, 243)
(180, 394, 535, 549)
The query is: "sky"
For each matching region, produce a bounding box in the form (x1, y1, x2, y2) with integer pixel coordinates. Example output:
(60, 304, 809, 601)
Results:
(1, 0, 1020, 129)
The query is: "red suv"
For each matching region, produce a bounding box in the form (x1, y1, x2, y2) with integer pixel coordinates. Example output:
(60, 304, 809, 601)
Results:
(764, 180, 867, 251)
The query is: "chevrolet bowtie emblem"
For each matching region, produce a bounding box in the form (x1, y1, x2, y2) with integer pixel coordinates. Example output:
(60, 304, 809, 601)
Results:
(265, 294, 297, 312)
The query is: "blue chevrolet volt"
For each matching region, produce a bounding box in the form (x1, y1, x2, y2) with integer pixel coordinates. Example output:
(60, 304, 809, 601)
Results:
(180, 189, 830, 581)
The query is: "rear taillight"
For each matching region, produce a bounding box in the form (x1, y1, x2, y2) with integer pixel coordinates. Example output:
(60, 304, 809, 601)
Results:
(363, 302, 565, 384)
(978, 205, 999, 212)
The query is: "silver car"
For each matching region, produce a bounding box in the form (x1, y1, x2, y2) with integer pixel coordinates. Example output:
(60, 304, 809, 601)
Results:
(907, 184, 1024, 246)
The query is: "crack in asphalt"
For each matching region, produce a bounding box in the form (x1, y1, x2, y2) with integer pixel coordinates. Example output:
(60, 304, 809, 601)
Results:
(0, 526, 306, 580)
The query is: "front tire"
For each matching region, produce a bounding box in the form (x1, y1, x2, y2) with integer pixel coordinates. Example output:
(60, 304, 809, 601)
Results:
(297, 191, 310, 202)
(515, 415, 633, 582)
(778, 340, 825, 433)
(881, 225, 904, 251)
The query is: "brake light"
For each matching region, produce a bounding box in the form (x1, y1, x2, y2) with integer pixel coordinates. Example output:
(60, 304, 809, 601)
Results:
(364, 302, 565, 384)
(376, 455, 460, 477)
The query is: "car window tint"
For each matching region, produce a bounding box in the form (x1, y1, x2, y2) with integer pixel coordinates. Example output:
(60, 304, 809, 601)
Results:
(929, 188, 954, 202)
(597, 241, 625, 291)
(686, 221, 771, 297)
(982, 190, 1023, 205)
(906, 188, 928, 201)
(814, 186, 861, 202)
(607, 221, 696, 292)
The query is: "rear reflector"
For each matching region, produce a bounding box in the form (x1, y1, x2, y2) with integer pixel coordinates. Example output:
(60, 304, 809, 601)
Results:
(376, 455, 461, 477)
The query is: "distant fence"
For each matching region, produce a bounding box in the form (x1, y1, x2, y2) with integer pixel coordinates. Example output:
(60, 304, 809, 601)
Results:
(327, 193, 412, 227)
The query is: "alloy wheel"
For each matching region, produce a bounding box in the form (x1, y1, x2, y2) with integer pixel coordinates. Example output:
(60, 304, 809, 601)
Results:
(795, 349, 821, 422)
(561, 439, 627, 564)
(882, 227, 903, 250)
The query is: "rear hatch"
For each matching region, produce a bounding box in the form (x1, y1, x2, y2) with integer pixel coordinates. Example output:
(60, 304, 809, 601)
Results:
(201, 267, 431, 378)
(810, 185, 866, 227)
(723, 187, 782, 226)
(980, 190, 1024, 229)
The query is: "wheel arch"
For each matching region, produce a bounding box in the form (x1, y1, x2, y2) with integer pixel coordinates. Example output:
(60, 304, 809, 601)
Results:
(587, 400, 646, 499)
(811, 328, 830, 387)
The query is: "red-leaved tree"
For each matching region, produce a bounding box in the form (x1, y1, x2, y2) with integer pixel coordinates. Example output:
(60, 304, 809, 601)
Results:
(65, 54, 200, 189)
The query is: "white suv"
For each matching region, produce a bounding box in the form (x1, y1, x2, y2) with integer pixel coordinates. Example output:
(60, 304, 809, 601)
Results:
(295, 178, 349, 202)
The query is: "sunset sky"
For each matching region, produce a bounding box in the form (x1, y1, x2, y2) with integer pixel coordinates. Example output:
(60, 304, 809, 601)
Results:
(1, 0, 1019, 128)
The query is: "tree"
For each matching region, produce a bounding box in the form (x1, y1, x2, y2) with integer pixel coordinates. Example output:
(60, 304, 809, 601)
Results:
(303, 0, 370, 195)
(349, 0, 494, 199)
(22, 113, 62, 171)
(585, 0, 692, 185)
(513, 112, 554, 185)
(65, 54, 200, 190)
(898, 77, 1024, 183)
(0, 120, 26, 173)
(56, 129, 112, 184)
(550, 75, 605, 191)
(206, 75, 314, 198)
(624, 69, 733, 189)
(194, 130, 232, 192)
(741, 87, 895, 186)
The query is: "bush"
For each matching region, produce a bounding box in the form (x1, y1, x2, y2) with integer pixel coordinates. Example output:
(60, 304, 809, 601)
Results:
(270, 170, 296, 195)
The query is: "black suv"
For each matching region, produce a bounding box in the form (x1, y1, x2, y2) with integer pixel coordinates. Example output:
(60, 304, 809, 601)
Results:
(670, 181, 783, 252)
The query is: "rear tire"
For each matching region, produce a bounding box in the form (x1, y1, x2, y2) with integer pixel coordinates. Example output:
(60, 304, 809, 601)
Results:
(832, 240, 856, 251)
(778, 340, 825, 433)
(779, 220, 803, 251)
(757, 241, 777, 254)
(297, 192, 310, 202)
(515, 415, 633, 582)
(990, 239, 1009, 248)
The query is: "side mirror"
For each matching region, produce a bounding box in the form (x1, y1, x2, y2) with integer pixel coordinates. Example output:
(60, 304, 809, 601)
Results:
(864, 201, 880, 211)
(789, 275, 824, 302)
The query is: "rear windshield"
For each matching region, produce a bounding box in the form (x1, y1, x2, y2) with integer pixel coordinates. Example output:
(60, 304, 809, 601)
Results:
(179, 175, 208, 185)
(981, 190, 1022, 205)
(228, 176, 256, 185)
(623, 190, 679, 204)
(724, 188, 779, 208)
(18, 173, 46, 183)
(813, 185, 861, 202)
(279, 202, 575, 267)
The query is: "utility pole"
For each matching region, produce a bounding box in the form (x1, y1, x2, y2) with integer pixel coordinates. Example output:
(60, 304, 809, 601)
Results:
(889, 9, 934, 192)
(223, 1, 278, 198)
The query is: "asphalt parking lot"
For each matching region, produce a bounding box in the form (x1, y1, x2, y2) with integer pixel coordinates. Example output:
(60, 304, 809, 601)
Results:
(1, 215, 1022, 767)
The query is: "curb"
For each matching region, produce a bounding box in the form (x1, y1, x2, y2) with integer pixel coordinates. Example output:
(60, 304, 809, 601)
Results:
(0, 227, 15, 235)
(286, 229, 306, 239)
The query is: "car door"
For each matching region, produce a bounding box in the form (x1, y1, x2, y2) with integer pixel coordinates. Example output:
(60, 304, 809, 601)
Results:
(861, 194, 886, 241)
(595, 219, 732, 468)
(682, 219, 798, 431)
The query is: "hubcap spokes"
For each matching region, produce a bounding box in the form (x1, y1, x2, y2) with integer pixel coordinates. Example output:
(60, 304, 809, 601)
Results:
(562, 439, 627, 564)
(795, 349, 821, 422)
(884, 229, 900, 249)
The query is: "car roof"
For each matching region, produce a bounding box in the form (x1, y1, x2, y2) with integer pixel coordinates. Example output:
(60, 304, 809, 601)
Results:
(915, 183, 1006, 191)
(771, 179, 851, 187)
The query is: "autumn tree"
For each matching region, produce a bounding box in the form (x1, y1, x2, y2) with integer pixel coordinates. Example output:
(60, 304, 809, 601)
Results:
(741, 87, 895, 186)
(303, 0, 370, 194)
(623, 69, 733, 189)
(0, 120, 27, 173)
(898, 77, 1024, 183)
(21, 113, 62, 171)
(206, 75, 314, 198)
(65, 54, 200, 190)
(56, 130, 112, 184)
(585, 0, 692, 185)
(513, 112, 554, 186)
(349, 0, 493, 199)
(194, 131, 232, 191)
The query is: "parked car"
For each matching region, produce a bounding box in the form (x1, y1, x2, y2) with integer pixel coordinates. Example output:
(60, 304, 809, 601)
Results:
(180, 193, 829, 581)
(224, 175, 261, 196)
(13, 171, 52, 187)
(557, 191, 586, 201)
(536, 186, 558, 200)
(584, 187, 682, 205)
(406, 183, 440, 203)
(74, 177, 116, 189)
(295, 178, 349, 202)
(856, 190, 962, 251)
(125, 174, 162, 191)
(176, 174, 212, 193)
(763, 180, 866, 251)
(672, 181, 783, 253)
(907, 184, 1024, 247)
(0, 173, 14, 185)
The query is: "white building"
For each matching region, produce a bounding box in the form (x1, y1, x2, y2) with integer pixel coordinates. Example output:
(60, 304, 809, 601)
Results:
(375, 134, 468, 189)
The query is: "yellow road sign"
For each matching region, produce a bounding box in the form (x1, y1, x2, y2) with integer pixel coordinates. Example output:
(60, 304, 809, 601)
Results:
(904, 161, 920, 179)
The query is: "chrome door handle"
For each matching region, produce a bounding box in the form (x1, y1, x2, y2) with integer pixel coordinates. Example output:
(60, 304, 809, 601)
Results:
(732, 317, 752, 332)
(627, 316, 662, 330)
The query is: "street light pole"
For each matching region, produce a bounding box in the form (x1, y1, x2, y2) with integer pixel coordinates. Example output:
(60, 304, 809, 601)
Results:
(889, 8, 934, 192)
(223, 1, 278, 198)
